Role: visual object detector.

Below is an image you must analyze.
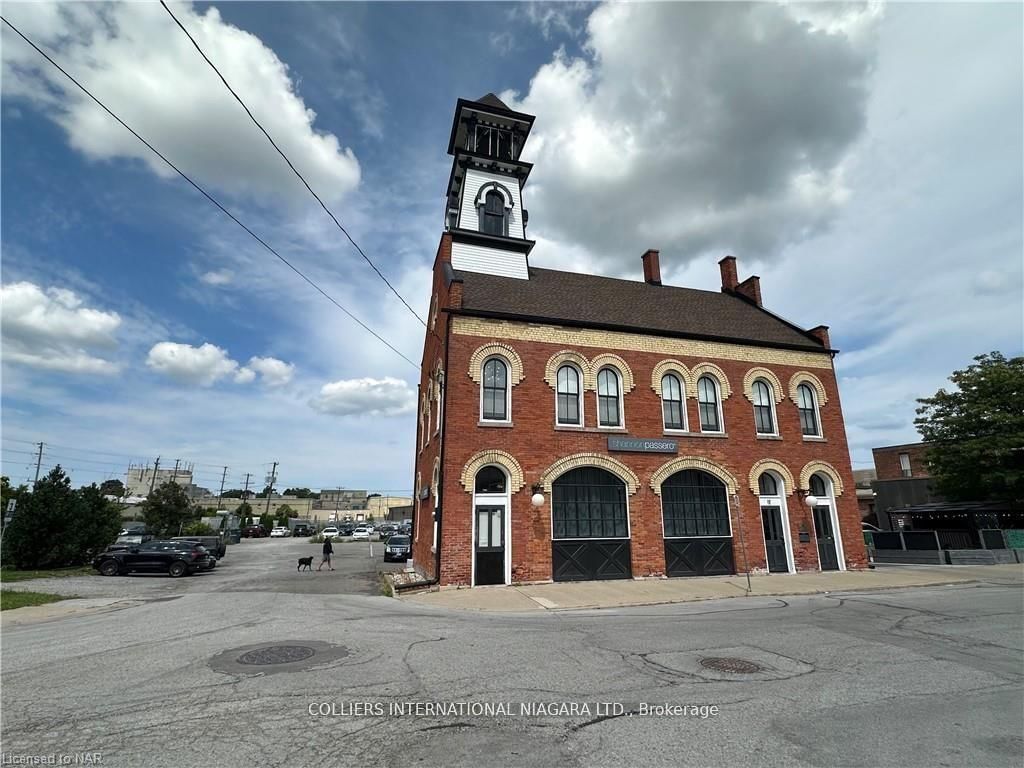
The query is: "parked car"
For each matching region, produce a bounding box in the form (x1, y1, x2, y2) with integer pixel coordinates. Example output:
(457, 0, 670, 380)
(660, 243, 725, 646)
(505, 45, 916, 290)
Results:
(339, 525, 355, 537)
(270, 526, 289, 538)
(352, 527, 370, 540)
(292, 524, 313, 537)
(378, 524, 397, 540)
(241, 525, 267, 538)
(93, 540, 211, 577)
(322, 526, 340, 539)
(171, 535, 226, 559)
(383, 534, 411, 562)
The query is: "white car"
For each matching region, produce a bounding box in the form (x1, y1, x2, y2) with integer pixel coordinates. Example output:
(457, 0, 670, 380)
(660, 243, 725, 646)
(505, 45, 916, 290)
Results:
(352, 527, 369, 540)
(270, 526, 289, 538)
(322, 527, 340, 539)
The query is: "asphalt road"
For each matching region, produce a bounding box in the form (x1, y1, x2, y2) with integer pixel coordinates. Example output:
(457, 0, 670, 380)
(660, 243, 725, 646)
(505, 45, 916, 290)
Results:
(1, 543, 1021, 768)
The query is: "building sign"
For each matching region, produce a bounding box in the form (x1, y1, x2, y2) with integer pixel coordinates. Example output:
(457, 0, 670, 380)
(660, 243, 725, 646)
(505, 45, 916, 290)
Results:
(419, 486, 430, 500)
(607, 437, 678, 454)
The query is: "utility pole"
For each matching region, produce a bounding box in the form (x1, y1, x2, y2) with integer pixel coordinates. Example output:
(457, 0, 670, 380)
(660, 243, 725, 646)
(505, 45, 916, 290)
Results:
(217, 466, 228, 510)
(148, 456, 161, 496)
(241, 473, 252, 524)
(171, 458, 181, 485)
(32, 442, 44, 487)
(264, 462, 278, 518)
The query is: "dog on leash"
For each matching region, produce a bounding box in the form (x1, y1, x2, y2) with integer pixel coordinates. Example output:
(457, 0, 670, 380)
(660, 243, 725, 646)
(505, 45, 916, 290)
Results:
(297, 556, 314, 572)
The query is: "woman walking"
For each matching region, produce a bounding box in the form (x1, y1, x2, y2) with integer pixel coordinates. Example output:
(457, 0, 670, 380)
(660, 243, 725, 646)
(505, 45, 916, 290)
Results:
(318, 536, 334, 571)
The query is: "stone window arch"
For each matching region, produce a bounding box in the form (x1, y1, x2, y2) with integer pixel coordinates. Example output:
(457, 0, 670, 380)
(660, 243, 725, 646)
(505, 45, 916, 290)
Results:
(743, 367, 784, 403)
(539, 453, 641, 495)
(688, 362, 732, 399)
(544, 350, 592, 389)
(747, 459, 796, 495)
(586, 354, 635, 392)
(651, 359, 691, 396)
(799, 460, 844, 496)
(469, 343, 524, 386)
(788, 371, 828, 406)
(650, 456, 739, 496)
(459, 449, 525, 494)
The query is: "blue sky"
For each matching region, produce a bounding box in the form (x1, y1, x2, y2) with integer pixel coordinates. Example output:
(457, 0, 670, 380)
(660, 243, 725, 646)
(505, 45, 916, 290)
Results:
(2, 2, 1021, 494)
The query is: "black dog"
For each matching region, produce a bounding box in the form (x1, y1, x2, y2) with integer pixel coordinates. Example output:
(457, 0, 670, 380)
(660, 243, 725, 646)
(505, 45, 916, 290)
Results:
(297, 556, 314, 572)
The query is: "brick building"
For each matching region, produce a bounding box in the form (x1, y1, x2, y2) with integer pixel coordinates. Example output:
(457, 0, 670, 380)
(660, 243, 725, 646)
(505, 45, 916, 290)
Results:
(412, 94, 866, 587)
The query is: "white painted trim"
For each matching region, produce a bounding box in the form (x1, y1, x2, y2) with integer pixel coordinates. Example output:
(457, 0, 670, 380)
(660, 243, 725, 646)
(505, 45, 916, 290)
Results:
(696, 374, 726, 434)
(470, 465, 512, 587)
(660, 372, 688, 432)
(478, 355, 512, 424)
(752, 378, 780, 437)
(595, 366, 625, 429)
(797, 383, 824, 438)
(554, 363, 584, 427)
(809, 473, 846, 572)
(758, 471, 795, 574)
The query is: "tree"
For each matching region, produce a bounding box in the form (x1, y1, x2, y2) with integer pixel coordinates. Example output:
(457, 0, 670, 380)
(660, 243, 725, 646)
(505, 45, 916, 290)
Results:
(2, 468, 121, 569)
(221, 489, 244, 498)
(99, 478, 125, 498)
(915, 352, 1024, 503)
(141, 481, 194, 537)
(277, 504, 297, 518)
(283, 488, 314, 498)
(259, 512, 275, 531)
(1, 476, 29, 520)
(255, 485, 275, 498)
(237, 501, 253, 519)
(182, 521, 215, 536)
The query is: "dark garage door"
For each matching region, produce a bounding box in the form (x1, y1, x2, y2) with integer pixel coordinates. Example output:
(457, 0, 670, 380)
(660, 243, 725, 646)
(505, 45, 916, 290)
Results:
(551, 467, 632, 582)
(661, 469, 735, 578)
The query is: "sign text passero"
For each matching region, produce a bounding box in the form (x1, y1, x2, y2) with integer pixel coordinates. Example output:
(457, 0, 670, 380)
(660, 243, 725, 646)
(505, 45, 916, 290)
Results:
(607, 437, 678, 453)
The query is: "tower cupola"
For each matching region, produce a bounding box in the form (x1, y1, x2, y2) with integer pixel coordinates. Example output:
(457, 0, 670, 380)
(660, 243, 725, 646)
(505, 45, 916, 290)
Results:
(443, 94, 536, 279)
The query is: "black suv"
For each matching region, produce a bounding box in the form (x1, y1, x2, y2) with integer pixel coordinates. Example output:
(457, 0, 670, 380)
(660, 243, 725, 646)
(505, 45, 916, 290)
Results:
(292, 524, 313, 537)
(93, 540, 211, 577)
(171, 535, 226, 559)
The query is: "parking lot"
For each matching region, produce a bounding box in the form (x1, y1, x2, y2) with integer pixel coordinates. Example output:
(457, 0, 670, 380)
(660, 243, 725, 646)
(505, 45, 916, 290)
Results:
(1, 535, 407, 600)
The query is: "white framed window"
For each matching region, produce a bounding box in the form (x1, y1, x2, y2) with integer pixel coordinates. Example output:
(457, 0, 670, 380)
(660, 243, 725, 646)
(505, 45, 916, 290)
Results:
(596, 367, 624, 428)
(556, 364, 582, 426)
(435, 372, 444, 434)
(480, 356, 511, 422)
(661, 373, 686, 431)
(899, 452, 911, 477)
(697, 375, 724, 433)
(431, 462, 440, 551)
(752, 379, 777, 435)
(797, 383, 821, 437)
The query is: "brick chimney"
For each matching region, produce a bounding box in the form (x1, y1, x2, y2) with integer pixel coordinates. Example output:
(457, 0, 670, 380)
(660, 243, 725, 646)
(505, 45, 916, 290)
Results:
(719, 255, 738, 291)
(808, 325, 830, 348)
(735, 275, 762, 307)
(641, 249, 661, 285)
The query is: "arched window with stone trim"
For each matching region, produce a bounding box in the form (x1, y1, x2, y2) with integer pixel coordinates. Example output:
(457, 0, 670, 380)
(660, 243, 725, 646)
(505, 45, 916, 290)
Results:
(697, 375, 723, 433)
(661, 373, 686, 431)
(597, 367, 623, 427)
(480, 357, 510, 422)
(556, 364, 582, 426)
(752, 379, 776, 435)
(797, 383, 821, 437)
(480, 190, 507, 236)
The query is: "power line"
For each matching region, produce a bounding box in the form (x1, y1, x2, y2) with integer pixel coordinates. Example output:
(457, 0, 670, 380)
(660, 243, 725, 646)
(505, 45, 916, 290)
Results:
(0, 16, 419, 370)
(160, 1, 426, 328)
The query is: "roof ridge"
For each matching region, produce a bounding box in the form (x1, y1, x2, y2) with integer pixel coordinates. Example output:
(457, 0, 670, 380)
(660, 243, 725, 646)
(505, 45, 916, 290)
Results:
(528, 265, 727, 298)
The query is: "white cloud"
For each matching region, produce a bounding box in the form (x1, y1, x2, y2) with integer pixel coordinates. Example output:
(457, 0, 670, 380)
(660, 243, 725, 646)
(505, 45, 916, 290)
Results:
(309, 377, 416, 417)
(1, 281, 121, 374)
(199, 268, 234, 286)
(503, 2, 881, 272)
(233, 367, 256, 384)
(247, 356, 294, 387)
(146, 341, 240, 386)
(1, 2, 360, 206)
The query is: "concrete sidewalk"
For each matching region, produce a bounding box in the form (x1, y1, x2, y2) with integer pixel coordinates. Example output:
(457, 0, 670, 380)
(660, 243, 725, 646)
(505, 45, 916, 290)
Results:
(398, 563, 1024, 612)
(1, 597, 147, 628)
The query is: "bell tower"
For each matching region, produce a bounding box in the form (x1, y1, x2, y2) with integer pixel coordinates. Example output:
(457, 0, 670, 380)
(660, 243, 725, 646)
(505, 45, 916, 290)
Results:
(444, 93, 535, 279)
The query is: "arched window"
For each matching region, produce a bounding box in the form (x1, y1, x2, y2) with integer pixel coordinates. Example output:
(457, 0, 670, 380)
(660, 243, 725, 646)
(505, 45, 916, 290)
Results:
(552, 467, 628, 539)
(752, 379, 776, 435)
(758, 472, 778, 496)
(481, 357, 509, 421)
(797, 383, 821, 437)
(480, 190, 506, 236)
(556, 365, 581, 425)
(597, 368, 623, 427)
(661, 373, 685, 431)
(661, 469, 730, 537)
(475, 465, 507, 495)
(809, 473, 827, 498)
(697, 375, 722, 432)
(435, 371, 444, 433)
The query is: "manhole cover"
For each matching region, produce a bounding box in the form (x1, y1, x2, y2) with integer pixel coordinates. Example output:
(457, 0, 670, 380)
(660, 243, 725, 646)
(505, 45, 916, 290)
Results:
(237, 645, 316, 666)
(699, 657, 762, 674)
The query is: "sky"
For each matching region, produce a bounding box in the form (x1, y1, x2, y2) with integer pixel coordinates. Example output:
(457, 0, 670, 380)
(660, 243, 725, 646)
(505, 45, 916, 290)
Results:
(1, 1, 1021, 494)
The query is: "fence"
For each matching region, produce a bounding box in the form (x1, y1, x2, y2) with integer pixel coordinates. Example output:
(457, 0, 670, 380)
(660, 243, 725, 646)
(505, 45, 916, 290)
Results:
(868, 528, 1021, 565)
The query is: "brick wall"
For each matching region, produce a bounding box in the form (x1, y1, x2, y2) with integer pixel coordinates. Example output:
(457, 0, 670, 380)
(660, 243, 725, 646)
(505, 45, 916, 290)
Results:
(873, 443, 931, 480)
(432, 318, 867, 586)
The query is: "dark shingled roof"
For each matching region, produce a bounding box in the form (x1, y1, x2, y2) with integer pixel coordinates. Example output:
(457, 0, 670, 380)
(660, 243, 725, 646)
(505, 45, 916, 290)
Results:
(452, 267, 828, 352)
(475, 92, 511, 111)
